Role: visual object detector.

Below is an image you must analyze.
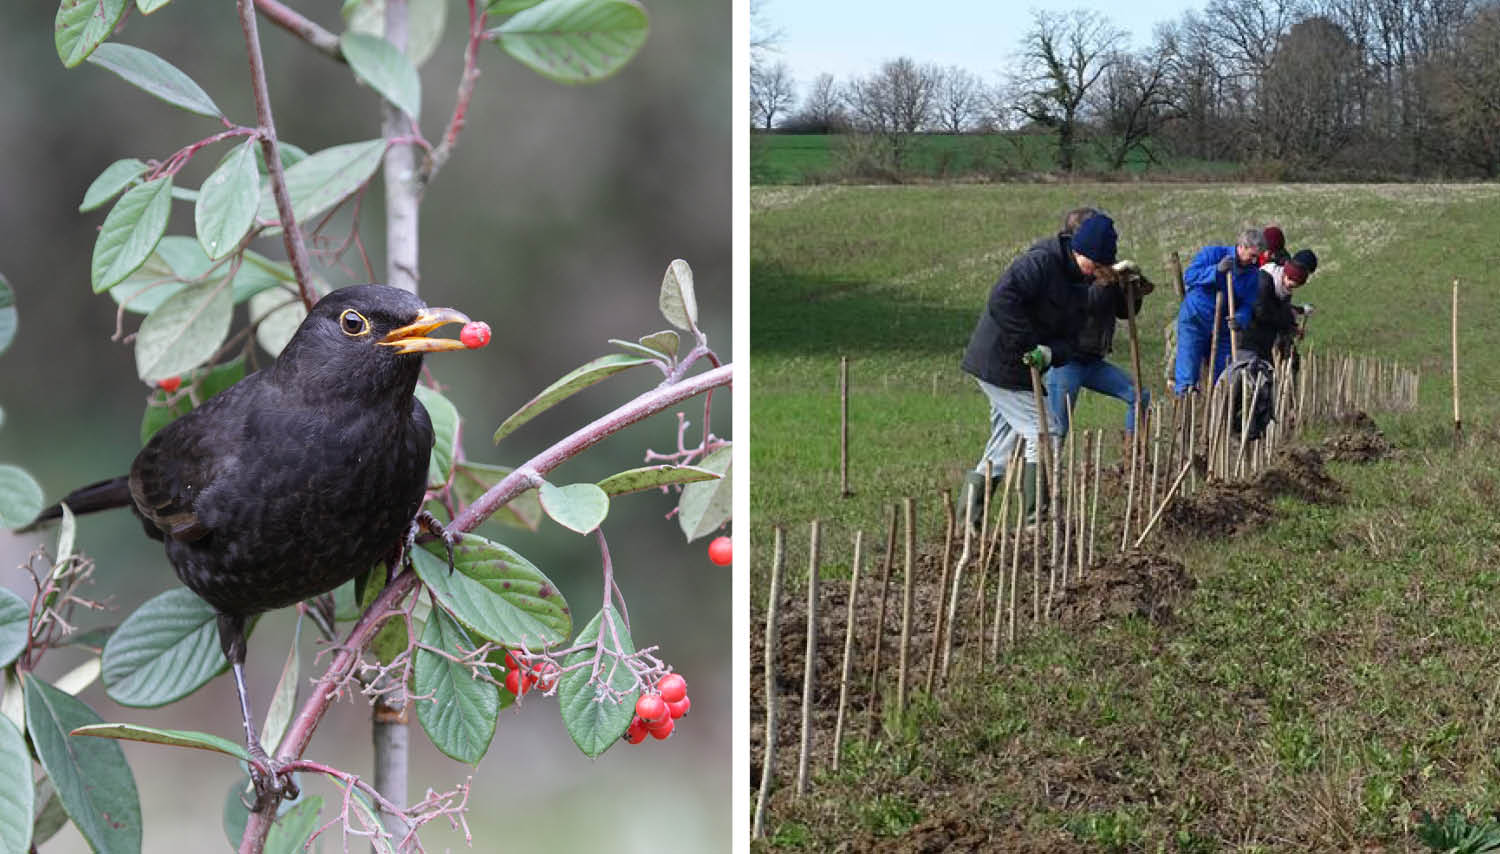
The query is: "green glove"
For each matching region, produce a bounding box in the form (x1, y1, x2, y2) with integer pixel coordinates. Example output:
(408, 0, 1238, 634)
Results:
(1021, 345, 1051, 370)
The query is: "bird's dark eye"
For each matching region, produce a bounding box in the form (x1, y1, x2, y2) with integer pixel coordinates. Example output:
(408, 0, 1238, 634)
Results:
(339, 309, 369, 336)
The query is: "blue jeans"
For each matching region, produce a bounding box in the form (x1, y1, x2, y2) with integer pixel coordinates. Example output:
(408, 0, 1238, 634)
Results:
(1045, 357, 1149, 437)
(1174, 310, 1232, 394)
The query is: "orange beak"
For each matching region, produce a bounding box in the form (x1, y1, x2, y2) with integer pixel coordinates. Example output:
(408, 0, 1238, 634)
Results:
(378, 307, 472, 355)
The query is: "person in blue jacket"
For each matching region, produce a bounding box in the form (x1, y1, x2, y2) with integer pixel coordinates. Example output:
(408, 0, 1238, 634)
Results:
(1173, 228, 1266, 394)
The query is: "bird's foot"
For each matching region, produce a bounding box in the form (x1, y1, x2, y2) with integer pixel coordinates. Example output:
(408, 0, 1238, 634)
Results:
(246, 745, 299, 811)
(404, 509, 460, 575)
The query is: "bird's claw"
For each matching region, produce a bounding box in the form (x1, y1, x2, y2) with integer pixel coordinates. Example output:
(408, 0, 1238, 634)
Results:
(402, 510, 459, 575)
(245, 745, 298, 811)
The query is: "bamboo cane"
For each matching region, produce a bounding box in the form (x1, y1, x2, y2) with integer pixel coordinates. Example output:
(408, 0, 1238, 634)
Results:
(840, 356, 851, 498)
(831, 530, 863, 772)
(1453, 278, 1462, 448)
(752, 526, 785, 837)
(864, 505, 897, 739)
(1008, 485, 1023, 645)
(1122, 278, 1146, 546)
(1134, 460, 1194, 549)
(795, 520, 819, 796)
(1088, 428, 1102, 569)
(895, 498, 915, 723)
(926, 492, 955, 694)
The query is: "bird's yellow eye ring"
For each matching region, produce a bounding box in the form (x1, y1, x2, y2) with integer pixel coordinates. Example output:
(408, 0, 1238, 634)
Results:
(339, 309, 370, 337)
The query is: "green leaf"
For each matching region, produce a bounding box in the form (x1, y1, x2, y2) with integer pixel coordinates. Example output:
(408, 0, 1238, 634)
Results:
(55, 0, 128, 68)
(195, 140, 260, 259)
(134, 279, 233, 383)
(249, 287, 307, 358)
(494, 0, 649, 85)
(259, 618, 301, 753)
(137, 0, 172, 12)
(597, 464, 719, 497)
(412, 534, 570, 648)
(263, 796, 322, 854)
(109, 239, 284, 316)
(345, 0, 448, 66)
(70, 723, 249, 760)
(101, 588, 228, 707)
(86, 43, 223, 119)
(658, 258, 698, 332)
(55, 501, 77, 566)
(0, 715, 31, 854)
(339, 32, 422, 117)
(414, 385, 459, 488)
(487, 0, 546, 15)
(31, 779, 67, 848)
(0, 588, 30, 669)
(92, 176, 173, 293)
(414, 608, 498, 764)
(538, 481, 609, 534)
(81, 158, 148, 213)
(23, 674, 142, 854)
(0, 273, 13, 358)
(257, 139, 385, 228)
(0, 465, 44, 530)
(557, 605, 637, 758)
(140, 357, 246, 444)
(638, 329, 680, 358)
(678, 443, 731, 541)
(492, 353, 652, 444)
(451, 461, 542, 531)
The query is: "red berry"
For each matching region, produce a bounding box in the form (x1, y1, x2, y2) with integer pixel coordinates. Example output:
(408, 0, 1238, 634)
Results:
(657, 673, 687, 703)
(648, 716, 674, 739)
(459, 321, 491, 349)
(667, 696, 690, 719)
(707, 536, 732, 566)
(504, 650, 520, 671)
(635, 693, 667, 723)
(505, 668, 527, 697)
(531, 661, 558, 692)
(625, 722, 648, 744)
(158, 376, 182, 393)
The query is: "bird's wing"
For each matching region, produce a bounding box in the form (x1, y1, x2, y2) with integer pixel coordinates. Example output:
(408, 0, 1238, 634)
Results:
(128, 380, 253, 543)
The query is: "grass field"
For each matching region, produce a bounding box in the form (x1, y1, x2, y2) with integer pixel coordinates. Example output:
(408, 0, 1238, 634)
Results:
(750, 134, 1241, 184)
(750, 183, 1500, 849)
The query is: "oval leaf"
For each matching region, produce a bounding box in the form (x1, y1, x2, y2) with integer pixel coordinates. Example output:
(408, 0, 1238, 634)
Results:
(346, 0, 448, 66)
(638, 329, 679, 358)
(678, 443, 731, 541)
(0, 273, 13, 358)
(81, 158, 148, 213)
(195, 140, 260, 259)
(414, 385, 459, 488)
(134, 279, 233, 383)
(597, 464, 719, 497)
(0, 588, 31, 669)
(258, 619, 301, 753)
(557, 605, 637, 758)
(339, 32, 422, 118)
(257, 139, 386, 228)
(22, 674, 142, 854)
(492, 353, 652, 443)
(92, 176, 174, 293)
(137, 0, 173, 12)
(249, 287, 307, 358)
(452, 462, 542, 531)
(87, 43, 223, 119)
(414, 608, 498, 764)
(494, 0, 649, 85)
(101, 588, 228, 708)
(487, 0, 546, 14)
(0, 464, 44, 530)
(412, 534, 570, 648)
(538, 481, 609, 534)
(56, 0, 128, 68)
(0, 716, 31, 854)
(70, 723, 249, 760)
(264, 796, 322, 854)
(658, 258, 698, 332)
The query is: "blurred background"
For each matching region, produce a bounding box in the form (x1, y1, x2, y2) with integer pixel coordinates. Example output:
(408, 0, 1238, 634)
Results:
(0, 0, 731, 851)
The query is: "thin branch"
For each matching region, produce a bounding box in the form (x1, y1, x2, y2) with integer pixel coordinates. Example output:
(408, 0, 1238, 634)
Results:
(237, 0, 318, 310)
(252, 0, 343, 61)
(424, 0, 486, 183)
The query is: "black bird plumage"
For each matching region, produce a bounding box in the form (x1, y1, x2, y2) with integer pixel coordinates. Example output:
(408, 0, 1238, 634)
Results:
(29, 284, 476, 805)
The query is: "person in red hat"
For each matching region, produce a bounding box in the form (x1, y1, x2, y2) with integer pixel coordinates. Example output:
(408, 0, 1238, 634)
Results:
(1228, 248, 1319, 440)
(1259, 225, 1289, 266)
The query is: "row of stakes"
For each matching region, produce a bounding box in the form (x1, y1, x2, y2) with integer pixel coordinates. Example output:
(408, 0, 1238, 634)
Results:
(753, 346, 1421, 838)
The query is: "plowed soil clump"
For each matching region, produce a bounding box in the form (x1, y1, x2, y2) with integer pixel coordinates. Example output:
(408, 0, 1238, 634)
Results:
(1322, 431, 1392, 462)
(1164, 445, 1343, 537)
(1247, 445, 1344, 504)
(1053, 550, 1194, 626)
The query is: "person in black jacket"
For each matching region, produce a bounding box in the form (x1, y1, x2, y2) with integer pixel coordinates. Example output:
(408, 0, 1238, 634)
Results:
(1045, 208, 1153, 445)
(959, 213, 1119, 528)
(1228, 248, 1318, 440)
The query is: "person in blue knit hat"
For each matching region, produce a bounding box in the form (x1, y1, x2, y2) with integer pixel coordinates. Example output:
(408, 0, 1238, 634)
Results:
(1173, 227, 1266, 394)
(959, 212, 1121, 529)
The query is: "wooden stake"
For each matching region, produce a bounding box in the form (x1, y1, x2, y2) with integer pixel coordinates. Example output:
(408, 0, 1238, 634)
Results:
(926, 492, 954, 694)
(1453, 278, 1462, 448)
(831, 530, 863, 772)
(1171, 250, 1185, 300)
(795, 520, 820, 796)
(752, 526, 785, 837)
(840, 356, 851, 497)
(1088, 428, 1102, 569)
(1008, 485, 1023, 645)
(864, 505, 897, 739)
(1134, 460, 1194, 549)
(895, 498, 916, 723)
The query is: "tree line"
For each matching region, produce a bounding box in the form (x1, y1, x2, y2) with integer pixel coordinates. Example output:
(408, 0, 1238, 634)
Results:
(750, 0, 1500, 179)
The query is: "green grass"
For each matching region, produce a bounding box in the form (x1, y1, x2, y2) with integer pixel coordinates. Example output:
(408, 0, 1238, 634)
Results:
(750, 133, 1241, 184)
(751, 183, 1500, 849)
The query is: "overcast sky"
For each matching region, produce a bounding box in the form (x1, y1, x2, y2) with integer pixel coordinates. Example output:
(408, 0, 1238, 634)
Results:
(758, 0, 1207, 88)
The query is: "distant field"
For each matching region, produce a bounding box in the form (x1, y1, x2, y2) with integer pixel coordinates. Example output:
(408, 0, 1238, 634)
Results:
(750, 133, 1240, 184)
(751, 183, 1500, 848)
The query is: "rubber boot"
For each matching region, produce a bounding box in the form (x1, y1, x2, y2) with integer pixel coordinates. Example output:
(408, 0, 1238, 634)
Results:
(1020, 461, 1039, 527)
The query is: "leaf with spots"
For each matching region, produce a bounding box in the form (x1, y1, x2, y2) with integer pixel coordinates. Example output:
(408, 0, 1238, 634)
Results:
(412, 534, 570, 649)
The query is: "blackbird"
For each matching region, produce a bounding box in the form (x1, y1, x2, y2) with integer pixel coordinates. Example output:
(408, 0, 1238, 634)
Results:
(28, 284, 477, 805)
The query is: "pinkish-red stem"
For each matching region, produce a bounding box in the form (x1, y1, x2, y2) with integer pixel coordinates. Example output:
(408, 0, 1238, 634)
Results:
(424, 0, 485, 183)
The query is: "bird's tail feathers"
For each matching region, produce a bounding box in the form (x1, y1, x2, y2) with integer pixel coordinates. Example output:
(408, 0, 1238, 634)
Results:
(22, 476, 132, 532)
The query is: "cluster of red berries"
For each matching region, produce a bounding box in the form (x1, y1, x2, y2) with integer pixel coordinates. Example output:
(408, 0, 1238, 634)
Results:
(503, 650, 557, 697)
(625, 673, 690, 743)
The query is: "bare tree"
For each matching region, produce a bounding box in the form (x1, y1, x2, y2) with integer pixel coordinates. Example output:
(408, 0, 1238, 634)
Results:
(751, 61, 797, 130)
(1007, 9, 1126, 172)
(844, 57, 940, 171)
(786, 72, 848, 132)
(751, 0, 783, 67)
(1426, 3, 1500, 175)
(1262, 15, 1363, 166)
(934, 66, 984, 133)
(1090, 45, 1173, 170)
